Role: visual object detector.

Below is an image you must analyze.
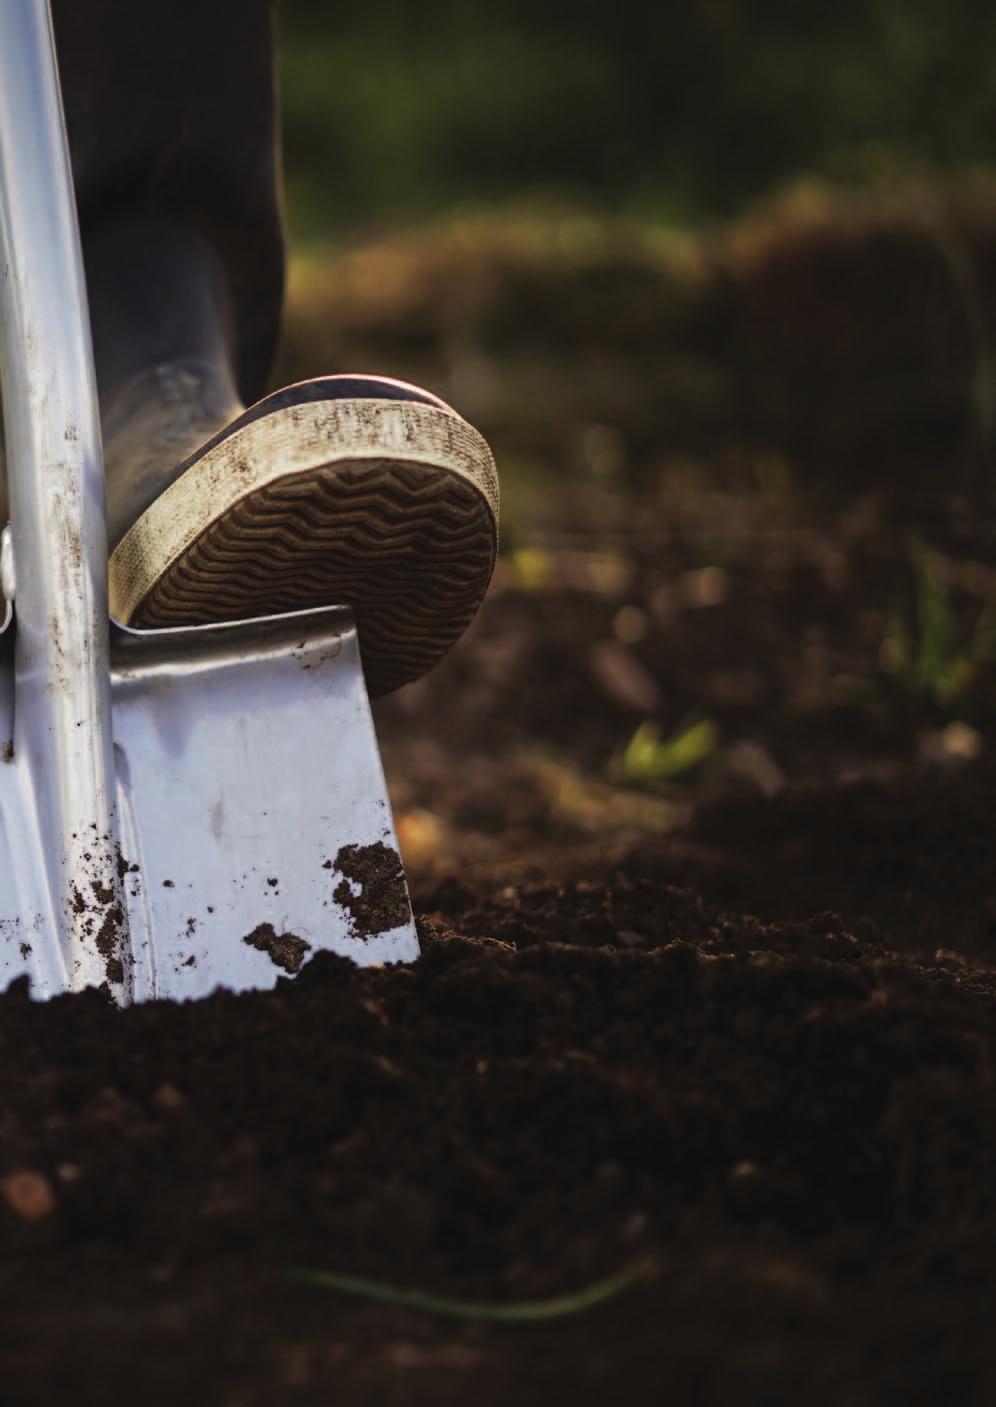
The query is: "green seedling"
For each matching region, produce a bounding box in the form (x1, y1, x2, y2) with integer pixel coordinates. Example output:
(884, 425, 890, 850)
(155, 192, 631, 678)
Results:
(613, 716, 719, 785)
(881, 537, 996, 712)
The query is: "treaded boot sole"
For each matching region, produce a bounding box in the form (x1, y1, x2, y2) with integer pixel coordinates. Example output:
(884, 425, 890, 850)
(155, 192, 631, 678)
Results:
(108, 397, 499, 696)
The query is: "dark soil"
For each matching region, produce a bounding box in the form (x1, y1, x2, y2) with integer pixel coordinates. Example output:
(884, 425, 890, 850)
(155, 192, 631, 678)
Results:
(6, 203, 996, 1403)
(5, 859, 996, 1406)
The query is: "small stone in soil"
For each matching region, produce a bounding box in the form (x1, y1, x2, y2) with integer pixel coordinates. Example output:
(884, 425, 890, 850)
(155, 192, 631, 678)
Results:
(2, 1170, 56, 1222)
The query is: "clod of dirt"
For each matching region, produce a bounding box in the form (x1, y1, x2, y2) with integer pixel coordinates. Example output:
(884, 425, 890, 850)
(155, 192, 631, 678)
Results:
(331, 842, 409, 935)
(242, 923, 311, 974)
(90, 878, 115, 906)
(93, 904, 125, 988)
(1, 1170, 55, 1222)
(69, 860, 126, 986)
(100, 957, 123, 987)
(114, 847, 136, 882)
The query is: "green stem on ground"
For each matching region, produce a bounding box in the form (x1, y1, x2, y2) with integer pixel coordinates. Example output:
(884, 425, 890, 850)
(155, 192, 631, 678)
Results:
(292, 1254, 661, 1323)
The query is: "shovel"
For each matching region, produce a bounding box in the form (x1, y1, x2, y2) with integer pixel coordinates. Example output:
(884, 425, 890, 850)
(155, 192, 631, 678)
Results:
(0, 0, 419, 1003)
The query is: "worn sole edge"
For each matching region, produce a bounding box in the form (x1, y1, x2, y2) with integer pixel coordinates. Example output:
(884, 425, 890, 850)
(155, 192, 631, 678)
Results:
(108, 397, 500, 627)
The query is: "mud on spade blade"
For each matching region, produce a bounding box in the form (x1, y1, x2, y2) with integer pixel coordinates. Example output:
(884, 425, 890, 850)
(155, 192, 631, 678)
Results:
(107, 606, 418, 1002)
(0, 601, 419, 1002)
(0, 1, 416, 1003)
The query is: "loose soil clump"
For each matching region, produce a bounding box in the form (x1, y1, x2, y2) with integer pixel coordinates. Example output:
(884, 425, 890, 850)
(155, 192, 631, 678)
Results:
(242, 922, 312, 975)
(332, 841, 410, 935)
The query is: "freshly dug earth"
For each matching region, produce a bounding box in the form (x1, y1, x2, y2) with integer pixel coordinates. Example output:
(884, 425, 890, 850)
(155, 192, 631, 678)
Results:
(5, 704, 996, 1406)
(3, 854, 996, 1406)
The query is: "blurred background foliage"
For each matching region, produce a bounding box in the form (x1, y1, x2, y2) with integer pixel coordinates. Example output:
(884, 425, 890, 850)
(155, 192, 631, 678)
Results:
(275, 0, 996, 512)
(274, 0, 996, 811)
(279, 0, 996, 240)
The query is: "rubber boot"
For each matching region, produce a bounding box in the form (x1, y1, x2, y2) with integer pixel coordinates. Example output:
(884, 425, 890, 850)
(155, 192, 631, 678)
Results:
(89, 223, 499, 696)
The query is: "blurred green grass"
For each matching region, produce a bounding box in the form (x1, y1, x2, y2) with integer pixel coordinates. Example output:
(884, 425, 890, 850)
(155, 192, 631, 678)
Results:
(278, 0, 996, 243)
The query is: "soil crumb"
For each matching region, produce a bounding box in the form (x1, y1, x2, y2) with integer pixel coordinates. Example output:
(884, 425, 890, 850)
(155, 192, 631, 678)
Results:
(331, 842, 409, 935)
(242, 922, 311, 974)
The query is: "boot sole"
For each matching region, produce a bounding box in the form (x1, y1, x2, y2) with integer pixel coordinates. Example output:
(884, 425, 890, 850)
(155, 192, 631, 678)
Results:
(108, 397, 499, 696)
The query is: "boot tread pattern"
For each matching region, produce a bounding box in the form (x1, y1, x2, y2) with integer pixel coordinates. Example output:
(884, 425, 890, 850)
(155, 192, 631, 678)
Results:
(131, 459, 496, 696)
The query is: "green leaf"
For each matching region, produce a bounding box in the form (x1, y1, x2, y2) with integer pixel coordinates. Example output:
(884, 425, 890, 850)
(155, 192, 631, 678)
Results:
(616, 717, 718, 784)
